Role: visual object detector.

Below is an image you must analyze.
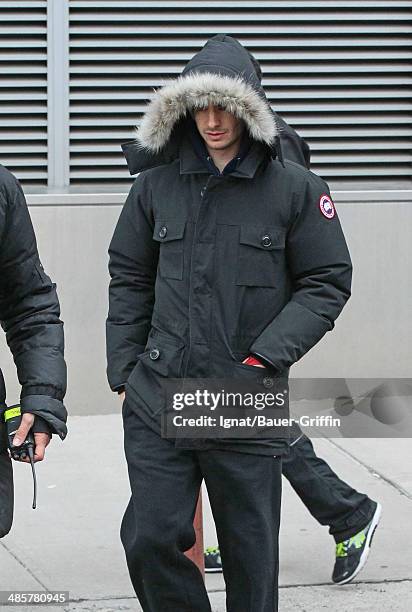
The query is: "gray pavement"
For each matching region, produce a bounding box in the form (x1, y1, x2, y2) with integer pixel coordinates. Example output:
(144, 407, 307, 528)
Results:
(1, 414, 411, 611)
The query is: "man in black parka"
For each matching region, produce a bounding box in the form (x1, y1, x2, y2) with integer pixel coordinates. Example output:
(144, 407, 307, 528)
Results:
(107, 35, 352, 611)
(0, 166, 67, 538)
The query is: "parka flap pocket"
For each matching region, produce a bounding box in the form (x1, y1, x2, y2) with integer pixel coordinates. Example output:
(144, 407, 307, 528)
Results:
(153, 220, 186, 243)
(239, 225, 285, 250)
(236, 225, 286, 287)
(153, 220, 186, 280)
(127, 333, 186, 416)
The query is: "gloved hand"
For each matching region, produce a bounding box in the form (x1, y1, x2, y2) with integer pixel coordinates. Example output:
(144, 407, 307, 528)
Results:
(12, 413, 51, 463)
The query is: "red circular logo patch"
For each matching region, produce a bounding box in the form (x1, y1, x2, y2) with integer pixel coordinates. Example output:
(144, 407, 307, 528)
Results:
(319, 194, 335, 219)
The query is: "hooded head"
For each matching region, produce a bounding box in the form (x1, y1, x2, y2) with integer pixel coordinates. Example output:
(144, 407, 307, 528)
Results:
(123, 35, 282, 174)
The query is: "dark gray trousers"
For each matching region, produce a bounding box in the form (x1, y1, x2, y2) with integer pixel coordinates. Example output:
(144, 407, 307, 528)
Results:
(120, 397, 282, 612)
(282, 434, 376, 543)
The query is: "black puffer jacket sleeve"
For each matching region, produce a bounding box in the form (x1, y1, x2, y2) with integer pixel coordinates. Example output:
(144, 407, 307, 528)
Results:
(0, 167, 67, 439)
(250, 170, 352, 371)
(106, 174, 158, 391)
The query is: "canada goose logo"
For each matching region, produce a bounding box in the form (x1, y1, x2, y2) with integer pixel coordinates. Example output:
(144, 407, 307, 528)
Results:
(319, 194, 335, 219)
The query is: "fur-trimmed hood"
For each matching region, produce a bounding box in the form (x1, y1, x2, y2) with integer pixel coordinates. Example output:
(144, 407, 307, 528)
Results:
(122, 35, 283, 174)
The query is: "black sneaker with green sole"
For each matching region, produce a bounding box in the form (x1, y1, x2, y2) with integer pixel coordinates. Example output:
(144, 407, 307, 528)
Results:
(332, 502, 382, 585)
(204, 546, 222, 573)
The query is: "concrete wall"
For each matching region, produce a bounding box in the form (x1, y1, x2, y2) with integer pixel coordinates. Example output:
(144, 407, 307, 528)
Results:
(0, 197, 411, 416)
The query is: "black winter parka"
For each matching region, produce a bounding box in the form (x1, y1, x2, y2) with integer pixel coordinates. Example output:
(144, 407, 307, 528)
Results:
(0, 166, 67, 451)
(106, 35, 352, 454)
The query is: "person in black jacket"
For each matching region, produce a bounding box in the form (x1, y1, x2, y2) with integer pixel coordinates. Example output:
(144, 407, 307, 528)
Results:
(0, 166, 67, 538)
(107, 34, 352, 611)
(202, 52, 381, 587)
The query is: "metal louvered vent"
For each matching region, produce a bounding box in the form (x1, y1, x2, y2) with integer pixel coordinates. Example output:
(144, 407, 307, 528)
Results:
(0, 0, 48, 189)
(69, 0, 412, 191)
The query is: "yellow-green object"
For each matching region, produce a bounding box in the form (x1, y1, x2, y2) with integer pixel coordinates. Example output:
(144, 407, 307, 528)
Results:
(4, 405, 21, 421)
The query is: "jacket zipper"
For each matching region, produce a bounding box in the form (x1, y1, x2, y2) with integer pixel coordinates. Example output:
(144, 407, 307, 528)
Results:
(183, 174, 213, 379)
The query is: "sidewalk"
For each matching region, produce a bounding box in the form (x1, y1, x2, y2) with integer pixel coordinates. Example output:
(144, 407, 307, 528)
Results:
(1, 414, 411, 611)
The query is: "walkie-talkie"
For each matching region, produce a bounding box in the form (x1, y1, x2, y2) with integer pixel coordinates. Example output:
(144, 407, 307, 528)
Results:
(3, 404, 37, 509)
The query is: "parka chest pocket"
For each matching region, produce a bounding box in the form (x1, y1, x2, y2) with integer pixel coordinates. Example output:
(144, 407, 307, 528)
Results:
(236, 225, 286, 287)
(153, 220, 186, 280)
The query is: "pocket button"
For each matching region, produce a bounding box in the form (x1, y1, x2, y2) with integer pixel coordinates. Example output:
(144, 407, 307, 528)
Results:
(263, 376, 274, 388)
(158, 226, 167, 239)
(149, 348, 160, 360)
(261, 235, 272, 248)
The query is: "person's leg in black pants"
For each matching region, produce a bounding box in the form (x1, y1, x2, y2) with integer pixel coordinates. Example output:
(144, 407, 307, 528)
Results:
(282, 434, 376, 542)
(120, 399, 208, 612)
(0, 450, 13, 538)
(201, 451, 282, 612)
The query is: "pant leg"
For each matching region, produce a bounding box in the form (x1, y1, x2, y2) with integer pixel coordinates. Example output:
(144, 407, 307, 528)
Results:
(120, 397, 210, 612)
(0, 450, 13, 538)
(200, 450, 282, 612)
(282, 434, 376, 542)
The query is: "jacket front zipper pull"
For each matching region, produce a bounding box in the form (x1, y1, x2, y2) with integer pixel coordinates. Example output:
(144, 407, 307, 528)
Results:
(200, 175, 213, 198)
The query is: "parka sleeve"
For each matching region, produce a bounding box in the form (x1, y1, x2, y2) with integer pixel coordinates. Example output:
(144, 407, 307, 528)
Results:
(249, 174, 352, 372)
(106, 175, 158, 391)
(0, 176, 67, 439)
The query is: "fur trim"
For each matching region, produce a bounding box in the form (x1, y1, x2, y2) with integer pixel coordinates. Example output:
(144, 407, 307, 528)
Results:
(136, 72, 277, 153)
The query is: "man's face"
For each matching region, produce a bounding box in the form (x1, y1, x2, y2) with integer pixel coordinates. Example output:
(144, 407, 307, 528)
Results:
(193, 103, 244, 152)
